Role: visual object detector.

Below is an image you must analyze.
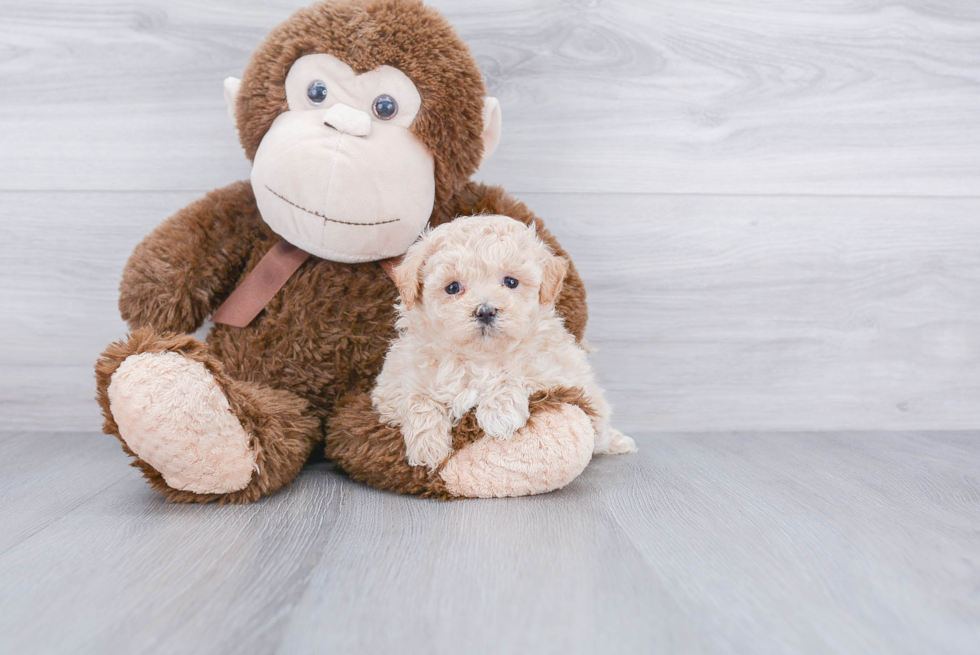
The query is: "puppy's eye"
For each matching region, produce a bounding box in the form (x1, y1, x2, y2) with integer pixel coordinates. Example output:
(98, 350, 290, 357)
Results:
(307, 80, 328, 105)
(372, 94, 398, 120)
(445, 282, 461, 295)
(503, 277, 519, 289)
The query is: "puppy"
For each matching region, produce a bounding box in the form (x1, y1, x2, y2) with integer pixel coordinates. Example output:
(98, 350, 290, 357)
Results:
(372, 214, 637, 469)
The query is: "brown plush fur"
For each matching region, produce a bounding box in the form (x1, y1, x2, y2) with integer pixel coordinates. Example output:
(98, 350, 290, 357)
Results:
(95, 0, 590, 503)
(325, 387, 597, 499)
(96, 328, 321, 503)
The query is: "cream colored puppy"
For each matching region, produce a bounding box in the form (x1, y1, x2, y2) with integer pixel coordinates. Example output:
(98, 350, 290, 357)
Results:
(372, 214, 637, 469)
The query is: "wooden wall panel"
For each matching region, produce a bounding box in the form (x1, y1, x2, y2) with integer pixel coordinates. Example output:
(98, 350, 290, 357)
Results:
(1, 1, 978, 431)
(0, 1, 977, 195)
(3, 191, 978, 432)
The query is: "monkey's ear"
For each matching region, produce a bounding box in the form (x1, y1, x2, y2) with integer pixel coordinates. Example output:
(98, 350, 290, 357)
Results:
(224, 77, 242, 123)
(480, 97, 502, 165)
(539, 253, 568, 307)
(392, 242, 428, 309)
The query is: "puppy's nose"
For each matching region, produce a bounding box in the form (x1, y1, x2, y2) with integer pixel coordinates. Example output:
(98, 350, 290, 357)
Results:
(474, 304, 497, 325)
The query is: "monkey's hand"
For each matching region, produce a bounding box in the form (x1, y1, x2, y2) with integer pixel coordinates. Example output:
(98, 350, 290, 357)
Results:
(401, 397, 453, 470)
(120, 181, 261, 334)
(476, 386, 531, 440)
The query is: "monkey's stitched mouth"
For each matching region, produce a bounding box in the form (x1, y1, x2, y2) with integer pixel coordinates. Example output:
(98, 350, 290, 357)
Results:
(264, 185, 401, 226)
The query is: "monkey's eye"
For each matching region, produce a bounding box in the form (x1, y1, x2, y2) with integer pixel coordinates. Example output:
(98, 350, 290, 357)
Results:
(503, 277, 519, 289)
(445, 282, 461, 295)
(307, 80, 328, 105)
(372, 94, 398, 120)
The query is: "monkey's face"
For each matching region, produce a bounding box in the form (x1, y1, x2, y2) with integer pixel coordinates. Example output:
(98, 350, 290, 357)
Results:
(247, 54, 436, 263)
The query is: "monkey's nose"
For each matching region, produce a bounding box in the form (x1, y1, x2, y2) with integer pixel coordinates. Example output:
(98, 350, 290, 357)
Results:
(474, 304, 497, 325)
(321, 103, 371, 137)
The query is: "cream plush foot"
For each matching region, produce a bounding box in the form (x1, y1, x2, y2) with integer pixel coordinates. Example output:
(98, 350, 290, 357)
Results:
(439, 403, 595, 498)
(107, 351, 257, 494)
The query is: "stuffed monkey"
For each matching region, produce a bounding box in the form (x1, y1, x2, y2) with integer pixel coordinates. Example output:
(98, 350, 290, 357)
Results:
(95, 0, 596, 502)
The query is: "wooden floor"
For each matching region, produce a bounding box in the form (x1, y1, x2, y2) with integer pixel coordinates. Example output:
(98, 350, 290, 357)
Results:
(3, 1, 980, 653)
(1, 430, 978, 655)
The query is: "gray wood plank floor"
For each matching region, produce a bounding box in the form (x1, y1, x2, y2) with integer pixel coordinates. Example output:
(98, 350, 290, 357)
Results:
(1, 430, 977, 655)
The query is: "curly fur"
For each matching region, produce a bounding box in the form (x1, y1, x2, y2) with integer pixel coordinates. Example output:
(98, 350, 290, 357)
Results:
(373, 215, 633, 469)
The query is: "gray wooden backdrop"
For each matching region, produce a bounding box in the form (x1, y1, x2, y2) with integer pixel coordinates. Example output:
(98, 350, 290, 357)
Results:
(2, 0, 980, 433)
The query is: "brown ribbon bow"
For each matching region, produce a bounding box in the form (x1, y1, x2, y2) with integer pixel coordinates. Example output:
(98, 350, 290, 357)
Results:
(211, 239, 401, 328)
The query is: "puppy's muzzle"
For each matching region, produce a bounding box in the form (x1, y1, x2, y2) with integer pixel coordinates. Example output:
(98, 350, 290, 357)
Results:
(474, 304, 497, 326)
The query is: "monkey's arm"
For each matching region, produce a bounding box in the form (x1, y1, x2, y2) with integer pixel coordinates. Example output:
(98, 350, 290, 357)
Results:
(120, 180, 266, 334)
(447, 182, 588, 342)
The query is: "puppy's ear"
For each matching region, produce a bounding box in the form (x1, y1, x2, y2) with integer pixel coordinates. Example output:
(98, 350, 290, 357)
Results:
(539, 253, 568, 306)
(392, 240, 428, 309)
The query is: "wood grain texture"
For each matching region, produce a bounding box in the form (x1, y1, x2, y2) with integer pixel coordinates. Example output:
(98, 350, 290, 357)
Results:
(0, 431, 130, 553)
(0, 0, 978, 194)
(2, 1, 978, 431)
(565, 193, 980, 432)
(3, 191, 979, 432)
(0, 430, 977, 654)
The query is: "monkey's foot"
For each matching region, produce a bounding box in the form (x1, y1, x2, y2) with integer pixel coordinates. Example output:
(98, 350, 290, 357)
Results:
(440, 402, 594, 498)
(107, 351, 256, 494)
(325, 387, 597, 499)
(96, 329, 320, 503)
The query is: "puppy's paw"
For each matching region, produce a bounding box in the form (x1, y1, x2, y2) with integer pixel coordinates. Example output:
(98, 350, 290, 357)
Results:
(596, 428, 637, 455)
(476, 397, 530, 440)
(404, 426, 454, 470)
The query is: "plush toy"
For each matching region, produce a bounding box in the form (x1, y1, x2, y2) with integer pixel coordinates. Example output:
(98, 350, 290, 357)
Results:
(95, 0, 598, 502)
